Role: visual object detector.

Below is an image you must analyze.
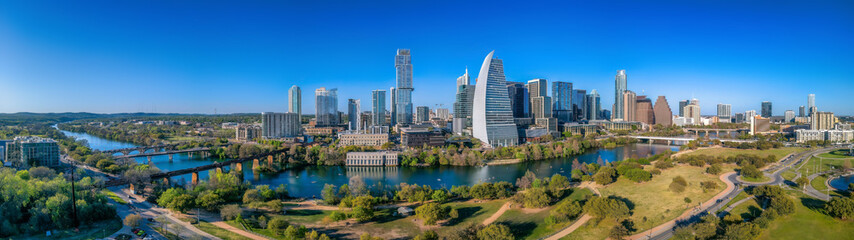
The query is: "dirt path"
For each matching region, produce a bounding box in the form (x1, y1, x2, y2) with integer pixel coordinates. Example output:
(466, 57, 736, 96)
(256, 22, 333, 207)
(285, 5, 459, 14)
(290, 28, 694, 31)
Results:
(544, 214, 592, 240)
(482, 201, 512, 225)
(626, 172, 737, 240)
(208, 220, 268, 240)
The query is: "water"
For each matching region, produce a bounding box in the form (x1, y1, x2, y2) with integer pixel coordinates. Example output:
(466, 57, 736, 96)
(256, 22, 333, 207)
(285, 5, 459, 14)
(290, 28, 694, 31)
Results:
(829, 174, 854, 191)
(59, 129, 678, 198)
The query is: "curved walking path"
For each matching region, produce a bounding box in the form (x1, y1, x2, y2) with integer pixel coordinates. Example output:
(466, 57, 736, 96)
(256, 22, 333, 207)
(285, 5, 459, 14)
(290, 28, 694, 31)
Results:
(482, 202, 512, 225)
(538, 181, 601, 240)
(627, 172, 737, 240)
(199, 211, 269, 240)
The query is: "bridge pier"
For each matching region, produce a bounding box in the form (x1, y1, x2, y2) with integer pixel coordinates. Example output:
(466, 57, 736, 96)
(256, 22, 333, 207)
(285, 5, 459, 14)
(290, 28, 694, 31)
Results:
(163, 177, 170, 186)
(267, 155, 274, 167)
(216, 166, 223, 174)
(147, 156, 152, 164)
(234, 162, 243, 172)
(188, 152, 193, 158)
(253, 159, 260, 170)
(191, 172, 199, 186)
(168, 154, 173, 162)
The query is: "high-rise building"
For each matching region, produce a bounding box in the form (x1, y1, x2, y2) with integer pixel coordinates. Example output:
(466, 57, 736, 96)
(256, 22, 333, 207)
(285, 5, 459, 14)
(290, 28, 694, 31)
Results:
(348, 99, 361, 131)
(416, 106, 430, 123)
(745, 110, 757, 120)
(602, 109, 611, 120)
(528, 78, 550, 119)
(394, 49, 414, 126)
(683, 99, 701, 125)
(811, 112, 835, 130)
(372, 90, 386, 126)
(453, 72, 476, 135)
(808, 94, 815, 110)
(653, 96, 672, 126)
(390, 87, 397, 125)
(472, 51, 518, 147)
(635, 96, 654, 125)
(288, 85, 301, 117)
(552, 81, 573, 123)
(784, 110, 795, 123)
(613, 70, 627, 120)
(586, 90, 601, 121)
(809, 106, 818, 117)
(507, 81, 529, 118)
(717, 104, 732, 120)
(678, 100, 689, 117)
(262, 112, 302, 138)
(734, 113, 746, 123)
(573, 89, 587, 121)
(457, 68, 470, 88)
(315, 87, 339, 127)
(761, 101, 772, 117)
(799, 106, 806, 117)
(621, 90, 637, 122)
(6, 136, 60, 167)
(436, 108, 450, 120)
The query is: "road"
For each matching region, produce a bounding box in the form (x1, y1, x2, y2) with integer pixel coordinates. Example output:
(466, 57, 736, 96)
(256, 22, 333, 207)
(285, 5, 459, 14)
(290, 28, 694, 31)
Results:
(112, 187, 222, 240)
(637, 147, 833, 240)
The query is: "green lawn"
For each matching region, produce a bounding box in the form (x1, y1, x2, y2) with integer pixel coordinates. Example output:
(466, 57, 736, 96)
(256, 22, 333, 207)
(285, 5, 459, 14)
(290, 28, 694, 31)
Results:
(757, 191, 854, 240)
(684, 147, 802, 159)
(495, 188, 595, 240)
(727, 198, 762, 220)
(599, 165, 723, 232)
(438, 200, 508, 238)
(817, 150, 854, 159)
(195, 221, 253, 240)
(103, 190, 127, 204)
(719, 191, 750, 211)
(780, 170, 797, 181)
(797, 156, 851, 176)
(560, 218, 619, 240)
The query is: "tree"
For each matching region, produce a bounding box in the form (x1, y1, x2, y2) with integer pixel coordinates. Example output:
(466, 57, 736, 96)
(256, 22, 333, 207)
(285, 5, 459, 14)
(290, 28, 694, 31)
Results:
(220, 204, 242, 220)
(824, 197, 854, 220)
(197, 191, 225, 211)
(623, 169, 652, 183)
(275, 184, 289, 200)
(415, 230, 439, 240)
(432, 189, 449, 202)
(593, 167, 617, 185)
(610, 224, 630, 240)
(795, 177, 809, 189)
(669, 176, 688, 193)
(706, 164, 722, 175)
(243, 189, 263, 204)
(700, 181, 717, 193)
(722, 222, 760, 240)
(477, 223, 514, 240)
(521, 188, 552, 208)
(583, 196, 630, 220)
(740, 165, 762, 179)
(352, 196, 376, 222)
(267, 217, 289, 236)
(415, 203, 450, 225)
(322, 184, 339, 205)
(546, 200, 583, 225)
(124, 214, 142, 228)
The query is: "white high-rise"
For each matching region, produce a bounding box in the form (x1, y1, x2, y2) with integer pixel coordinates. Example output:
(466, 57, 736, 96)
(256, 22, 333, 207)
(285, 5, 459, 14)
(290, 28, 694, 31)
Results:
(288, 85, 301, 117)
(394, 49, 414, 126)
(472, 51, 518, 147)
(717, 103, 732, 119)
(371, 90, 386, 126)
(315, 87, 338, 126)
(348, 99, 361, 131)
(613, 70, 627, 120)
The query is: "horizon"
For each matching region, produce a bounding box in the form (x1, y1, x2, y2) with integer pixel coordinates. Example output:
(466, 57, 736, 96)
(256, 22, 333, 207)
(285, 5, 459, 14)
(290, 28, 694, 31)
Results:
(2, 1, 852, 115)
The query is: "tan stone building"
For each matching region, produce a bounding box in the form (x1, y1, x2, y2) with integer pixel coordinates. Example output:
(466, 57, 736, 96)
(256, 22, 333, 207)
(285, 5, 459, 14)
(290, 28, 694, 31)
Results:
(337, 132, 389, 147)
(653, 96, 672, 126)
(635, 95, 655, 125)
(811, 112, 835, 130)
(345, 151, 399, 166)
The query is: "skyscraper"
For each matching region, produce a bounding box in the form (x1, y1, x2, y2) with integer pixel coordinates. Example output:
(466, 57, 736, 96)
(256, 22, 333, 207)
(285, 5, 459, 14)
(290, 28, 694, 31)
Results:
(678, 100, 689, 117)
(635, 95, 654, 125)
(799, 106, 806, 117)
(761, 101, 772, 117)
(457, 68, 470, 88)
(552, 81, 573, 123)
(613, 70, 627, 120)
(416, 106, 430, 123)
(586, 90, 601, 121)
(394, 49, 414, 126)
(811, 112, 834, 130)
(454, 69, 476, 135)
(717, 104, 732, 121)
(288, 85, 301, 117)
(472, 51, 518, 147)
(653, 96, 672, 126)
(622, 90, 637, 122)
(684, 99, 701, 125)
(348, 99, 361, 131)
(528, 79, 551, 119)
(808, 94, 815, 110)
(507, 81, 529, 118)
(262, 112, 301, 138)
(315, 87, 338, 127)
(372, 90, 386, 126)
(784, 110, 795, 123)
(390, 87, 397, 125)
(573, 89, 587, 121)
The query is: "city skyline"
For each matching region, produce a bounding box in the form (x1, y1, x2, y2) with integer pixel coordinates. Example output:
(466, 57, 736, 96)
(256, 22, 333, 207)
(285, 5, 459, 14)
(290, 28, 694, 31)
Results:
(1, 1, 853, 115)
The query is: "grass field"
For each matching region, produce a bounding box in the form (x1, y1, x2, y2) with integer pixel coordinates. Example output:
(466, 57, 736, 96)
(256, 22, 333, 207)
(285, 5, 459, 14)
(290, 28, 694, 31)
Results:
(720, 191, 749, 211)
(103, 190, 127, 204)
(798, 156, 851, 176)
(757, 191, 854, 240)
(494, 188, 595, 240)
(437, 200, 507, 237)
(560, 218, 618, 240)
(727, 198, 762, 220)
(684, 147, 803, 159)
(195, 221, 253, 240)
(599, 165, 723, 232)
(781, 170, 797, 181)
(817, 150, 854, 159)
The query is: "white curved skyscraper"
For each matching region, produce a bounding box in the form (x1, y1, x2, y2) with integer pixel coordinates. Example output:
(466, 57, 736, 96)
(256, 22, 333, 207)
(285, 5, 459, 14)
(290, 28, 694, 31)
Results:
(472, 51, 518, 148)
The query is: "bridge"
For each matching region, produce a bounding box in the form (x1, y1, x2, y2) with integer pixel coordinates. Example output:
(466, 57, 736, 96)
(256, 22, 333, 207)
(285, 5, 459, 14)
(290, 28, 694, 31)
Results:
(682, 128, 748, 136)
(629, 136, 756, 145)
(98, 144, 183, 156)
(103, 148, 286, 188)
(113, 147, 215, 163)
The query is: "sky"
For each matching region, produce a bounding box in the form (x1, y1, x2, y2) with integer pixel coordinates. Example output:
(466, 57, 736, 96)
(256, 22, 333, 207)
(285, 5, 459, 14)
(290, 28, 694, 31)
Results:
(1, 0, 852, 116)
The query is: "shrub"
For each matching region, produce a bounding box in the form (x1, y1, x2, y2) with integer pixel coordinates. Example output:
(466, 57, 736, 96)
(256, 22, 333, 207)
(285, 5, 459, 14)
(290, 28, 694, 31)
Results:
(623, 169, 652, 183)
(669, 176, 688, 193)
(706, 164, 722, 175)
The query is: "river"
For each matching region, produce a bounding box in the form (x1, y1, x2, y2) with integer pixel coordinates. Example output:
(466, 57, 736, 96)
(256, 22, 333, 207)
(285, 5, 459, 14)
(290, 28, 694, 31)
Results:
(59, 129, 679, 198)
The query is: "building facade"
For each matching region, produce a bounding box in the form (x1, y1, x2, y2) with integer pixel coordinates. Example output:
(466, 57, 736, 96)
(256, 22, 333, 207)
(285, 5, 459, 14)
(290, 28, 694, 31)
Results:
(717, 104, 731, 121)
(507, 81, 529, 119)
(453, 83, 476, 135)
(795, 129, 853, 143)
(552, 81, 573, 123)
(621, 90, 637, 122)
(345, 151, 399, 166)
(394, 49, 414, 126)
(236, 124, 261, 141)
(653, 96, 672, 126)
(573, 89, 587, 122)
(337, 132, 389, 147)
(415, 106, 430, 123)
(678, 100, 689, 117)
(372, 89, 386, 126)
(348, 99, 361, 131)
(7, 136, 60, 167)
(436, 108, 450, 120)
(472, 51, 519, 147)
(614, 70, 627, 120)
(262, 112, 302, 139)
(683, 99, 701, 125)
(635, 96, 655, 125)
(761, 101, 772, 118)
(315, 87, 339, 127)
(811, 112, 835, 130)
(288, 85, 301, 117)
(401, 128, 445, 148)
(784, 110, 795, 123)
(586, 90, 601, 121)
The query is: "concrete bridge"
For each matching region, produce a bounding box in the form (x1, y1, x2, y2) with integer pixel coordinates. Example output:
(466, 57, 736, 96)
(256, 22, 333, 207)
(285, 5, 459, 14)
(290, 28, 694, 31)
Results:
(113, 147, 215, 163)
(629, 136, 756, 145)
(103, 148, 286, 188)
(682, 128, 748, 136)
(98, 144, 182, 156)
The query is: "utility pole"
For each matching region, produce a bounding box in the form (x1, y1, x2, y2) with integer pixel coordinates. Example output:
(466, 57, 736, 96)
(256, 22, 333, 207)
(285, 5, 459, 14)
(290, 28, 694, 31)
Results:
(70, 162, 80, 228)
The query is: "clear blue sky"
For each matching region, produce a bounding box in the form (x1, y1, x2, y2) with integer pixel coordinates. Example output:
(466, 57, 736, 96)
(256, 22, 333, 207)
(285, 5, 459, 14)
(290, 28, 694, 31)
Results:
(1, 0, 852, 115)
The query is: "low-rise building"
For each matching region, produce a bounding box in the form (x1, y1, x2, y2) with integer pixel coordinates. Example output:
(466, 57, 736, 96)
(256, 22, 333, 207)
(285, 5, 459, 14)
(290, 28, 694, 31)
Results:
(345, 151, 399, 166)
(561, 123, 598, 136)
(6, 136, 60, 167)
(304, 127, 341, 136)
(795, 129, 854, 143)
(590, 120, 642, 131)
(400, 128, 445, 148)
(337, 131, 389, 147)
(750, 116, 771, 135)
(236, 124, 261, 142)
(535, 117, 558, 132)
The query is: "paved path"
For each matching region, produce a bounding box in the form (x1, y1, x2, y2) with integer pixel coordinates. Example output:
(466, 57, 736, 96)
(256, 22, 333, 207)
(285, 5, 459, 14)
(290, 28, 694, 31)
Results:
(116, 188, 221, 240)
(482, 202, 512, 225)
(198, 211, 269, 240)
(543, 214, 592, 240)
(717, 196, 756, 217)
